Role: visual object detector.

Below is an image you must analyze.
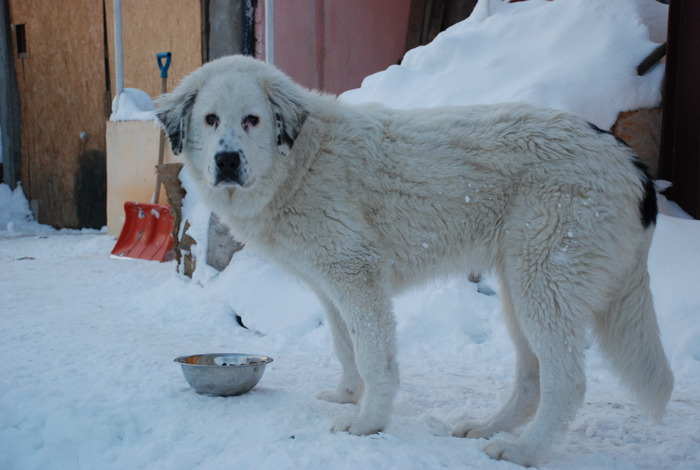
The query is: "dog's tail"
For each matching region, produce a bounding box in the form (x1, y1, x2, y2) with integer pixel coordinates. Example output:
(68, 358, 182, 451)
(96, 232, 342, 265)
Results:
(594, 244, 673, 422)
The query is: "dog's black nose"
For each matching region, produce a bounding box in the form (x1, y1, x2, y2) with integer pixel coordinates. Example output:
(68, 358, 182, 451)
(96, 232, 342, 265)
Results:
(214, 151, 242, 185)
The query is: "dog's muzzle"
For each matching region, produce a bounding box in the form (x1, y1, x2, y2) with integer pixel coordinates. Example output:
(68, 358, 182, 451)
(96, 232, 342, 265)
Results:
(214, 151, 244, 186)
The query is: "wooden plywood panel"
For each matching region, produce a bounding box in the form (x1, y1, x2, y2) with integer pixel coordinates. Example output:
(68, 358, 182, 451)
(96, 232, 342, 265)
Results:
(10, 0, 107, 228)
(104, 0, 203, 100)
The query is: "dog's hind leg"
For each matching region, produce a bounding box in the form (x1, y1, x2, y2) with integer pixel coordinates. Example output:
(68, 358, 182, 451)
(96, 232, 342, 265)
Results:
(483, 264, 589, 466)
(454, 276, 540, 439)
(315, 294, 365, 404)
(594, 246, 673, 422)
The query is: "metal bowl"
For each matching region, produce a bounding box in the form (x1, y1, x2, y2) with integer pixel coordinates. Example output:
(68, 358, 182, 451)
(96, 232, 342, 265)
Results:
(174, 353, 273, 396)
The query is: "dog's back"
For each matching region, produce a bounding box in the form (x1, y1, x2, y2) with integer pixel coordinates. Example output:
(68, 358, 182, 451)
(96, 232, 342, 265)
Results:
(308, 103, 660, 293)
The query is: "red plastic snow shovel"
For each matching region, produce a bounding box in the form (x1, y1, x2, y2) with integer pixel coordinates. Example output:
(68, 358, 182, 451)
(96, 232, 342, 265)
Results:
(111, 52, 175, 262)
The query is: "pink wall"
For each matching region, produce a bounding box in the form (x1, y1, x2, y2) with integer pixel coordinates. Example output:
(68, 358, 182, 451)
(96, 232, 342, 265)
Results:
(257, 0, 411, 95)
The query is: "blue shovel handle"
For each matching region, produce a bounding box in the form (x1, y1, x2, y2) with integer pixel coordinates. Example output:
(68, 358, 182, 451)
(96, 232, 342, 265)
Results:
(157, 52, 172, 79)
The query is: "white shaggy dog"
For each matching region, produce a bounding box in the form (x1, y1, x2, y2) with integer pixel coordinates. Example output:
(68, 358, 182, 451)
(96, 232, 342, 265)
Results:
(157, 55, 673, 466)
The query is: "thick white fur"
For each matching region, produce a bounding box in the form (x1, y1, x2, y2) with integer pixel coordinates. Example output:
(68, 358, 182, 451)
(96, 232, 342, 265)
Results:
(157, 56, 673, 466)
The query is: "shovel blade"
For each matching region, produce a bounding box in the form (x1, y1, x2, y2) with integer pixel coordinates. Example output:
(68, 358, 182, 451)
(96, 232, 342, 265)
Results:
(111, 202, 175, 261)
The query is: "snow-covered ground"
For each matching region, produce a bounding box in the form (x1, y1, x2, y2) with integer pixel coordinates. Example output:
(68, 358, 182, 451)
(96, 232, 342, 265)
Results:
(2, 1, 699, 469)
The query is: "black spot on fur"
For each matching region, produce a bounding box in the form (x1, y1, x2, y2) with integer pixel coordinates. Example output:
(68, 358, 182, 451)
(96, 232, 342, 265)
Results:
(278, 127, 296, 150)
(157, 92, 196, 155)
(588, 121, 630, 148)
(633, 158, 658, 228)
(589, 122, 656, 227)
(588, 121, 607, 134)
(269, 97, 307, 152)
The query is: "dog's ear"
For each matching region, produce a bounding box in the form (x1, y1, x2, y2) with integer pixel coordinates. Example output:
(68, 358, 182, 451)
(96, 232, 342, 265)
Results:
(263, 77, 308, 156)
(156, 88, 197, 156)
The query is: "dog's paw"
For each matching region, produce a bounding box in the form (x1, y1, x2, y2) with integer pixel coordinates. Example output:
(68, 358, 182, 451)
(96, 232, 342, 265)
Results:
(484, 440, 536, 467)
(316, 389, 359, 404)
(452, 420, 498, 439)
(331, 413, 383, 436)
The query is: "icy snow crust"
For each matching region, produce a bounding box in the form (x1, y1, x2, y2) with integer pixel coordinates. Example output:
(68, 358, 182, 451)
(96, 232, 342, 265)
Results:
(2, 1, 699, 469)
(1, 209, 699, 470)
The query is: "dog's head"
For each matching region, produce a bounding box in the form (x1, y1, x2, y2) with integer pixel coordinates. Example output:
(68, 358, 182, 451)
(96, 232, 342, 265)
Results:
(156, 56, 308, 191)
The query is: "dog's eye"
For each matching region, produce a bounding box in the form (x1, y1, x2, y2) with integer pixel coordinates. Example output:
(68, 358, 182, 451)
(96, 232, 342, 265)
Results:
(243, 115, 260, 129)
(205, 114, 219, 127)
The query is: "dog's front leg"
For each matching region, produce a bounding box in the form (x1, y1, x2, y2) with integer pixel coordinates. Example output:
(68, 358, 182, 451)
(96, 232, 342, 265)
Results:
(315, 294, 365, 404)
(327, 280, 399, 435)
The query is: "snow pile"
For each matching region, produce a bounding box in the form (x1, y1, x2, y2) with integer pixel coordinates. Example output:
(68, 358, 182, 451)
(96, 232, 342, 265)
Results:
(0, 183, 54, 236)
(342, 0, 664, 130)
(649, 217, 700, 382)
(109, 88, 157, 122)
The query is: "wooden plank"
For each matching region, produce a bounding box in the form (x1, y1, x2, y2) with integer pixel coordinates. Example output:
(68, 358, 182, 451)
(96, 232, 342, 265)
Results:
(659, 0, 700, 218)
(405, 0, 476, 52)
(10, 0, 107, 228)
(405, 0, 428, 52)
(104, 0, 203, 100)
(0, 0, 22, 189)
